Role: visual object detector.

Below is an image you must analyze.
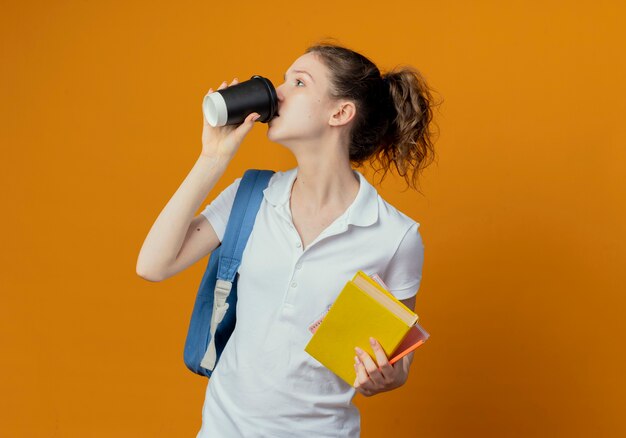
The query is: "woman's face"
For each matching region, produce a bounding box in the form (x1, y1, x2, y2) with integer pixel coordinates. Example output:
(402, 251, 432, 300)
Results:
(267, 52, 340, 145)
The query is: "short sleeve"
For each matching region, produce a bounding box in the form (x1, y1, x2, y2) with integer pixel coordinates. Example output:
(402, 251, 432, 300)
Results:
(199, 177, 242, 242)
(383, 222, 425, 300)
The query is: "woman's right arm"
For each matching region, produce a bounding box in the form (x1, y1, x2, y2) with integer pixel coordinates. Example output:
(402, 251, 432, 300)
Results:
(136, 79, 260, 282)
(136, 155, 228, 282)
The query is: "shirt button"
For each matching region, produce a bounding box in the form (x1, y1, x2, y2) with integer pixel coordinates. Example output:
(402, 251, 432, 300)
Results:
(296, 242, 302, 248)
(295, 263, 302, 270)
(291, 281, 298, 288)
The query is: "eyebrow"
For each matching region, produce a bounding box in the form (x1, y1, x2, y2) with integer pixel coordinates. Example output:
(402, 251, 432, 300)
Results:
(284, 69, 315, 83)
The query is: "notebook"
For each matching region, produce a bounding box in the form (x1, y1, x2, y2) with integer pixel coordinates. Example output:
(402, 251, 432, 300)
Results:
(304, 270, 424, 385)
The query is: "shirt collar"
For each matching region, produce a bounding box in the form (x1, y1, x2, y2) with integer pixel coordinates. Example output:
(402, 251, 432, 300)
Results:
(263, 167, 379, 227)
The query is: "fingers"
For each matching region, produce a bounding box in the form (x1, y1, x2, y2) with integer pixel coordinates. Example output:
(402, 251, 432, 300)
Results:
(208, 77, 238, 96)
(354, 346, 385, 387)
(354, 338, 396, 388)
(233, 112, 260, 137)
(246, 112, 261, 123)
(354, 356, 372, 396)
(217, 78, 238, 91)
(369, 337, 395, 377)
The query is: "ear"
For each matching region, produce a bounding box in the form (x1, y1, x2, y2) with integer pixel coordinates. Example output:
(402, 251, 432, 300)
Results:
(329, 101, 356, 127)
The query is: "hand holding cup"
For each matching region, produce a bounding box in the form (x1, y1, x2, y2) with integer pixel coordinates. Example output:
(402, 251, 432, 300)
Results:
(201, 78, 260, 162)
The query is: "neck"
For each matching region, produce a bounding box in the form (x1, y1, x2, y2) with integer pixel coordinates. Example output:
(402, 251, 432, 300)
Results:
(282, 129, 360, 211)
(291, 156, 360, 212)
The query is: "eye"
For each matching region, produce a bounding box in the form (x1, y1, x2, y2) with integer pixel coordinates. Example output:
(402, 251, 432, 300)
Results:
(294, 78, 304, 87)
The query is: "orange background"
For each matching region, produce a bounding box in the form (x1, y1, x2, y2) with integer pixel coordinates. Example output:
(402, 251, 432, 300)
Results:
(2, 1, 625, 436)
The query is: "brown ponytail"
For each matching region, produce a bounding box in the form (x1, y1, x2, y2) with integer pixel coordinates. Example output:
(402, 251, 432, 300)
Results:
(305, 42, 441, 192)
(378, 67, 439, 191)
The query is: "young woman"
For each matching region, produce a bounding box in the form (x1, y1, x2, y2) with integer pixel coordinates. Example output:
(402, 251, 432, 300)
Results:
(137, 42, 437, 437)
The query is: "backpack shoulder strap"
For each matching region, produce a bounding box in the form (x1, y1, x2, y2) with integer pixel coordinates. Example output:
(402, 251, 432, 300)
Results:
(216, 169, 274, 282)
(200, 169, 274, 372)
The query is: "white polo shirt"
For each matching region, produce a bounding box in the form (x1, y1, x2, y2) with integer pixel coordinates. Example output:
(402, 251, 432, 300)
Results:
(196, 167, 424, 438)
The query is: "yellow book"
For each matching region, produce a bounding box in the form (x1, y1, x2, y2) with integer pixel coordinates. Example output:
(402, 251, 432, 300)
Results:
(304, 271, 418, 386)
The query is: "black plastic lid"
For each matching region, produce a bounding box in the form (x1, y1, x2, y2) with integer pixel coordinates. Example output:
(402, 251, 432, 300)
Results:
(251, 75, 278, 123)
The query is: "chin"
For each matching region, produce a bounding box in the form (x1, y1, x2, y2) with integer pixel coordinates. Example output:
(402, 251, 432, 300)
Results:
(267, 128, 296, 152)
(266, 124, 286, 143)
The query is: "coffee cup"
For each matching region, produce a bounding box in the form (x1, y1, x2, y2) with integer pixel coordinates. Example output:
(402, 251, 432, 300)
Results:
(203, 75, 278, 127)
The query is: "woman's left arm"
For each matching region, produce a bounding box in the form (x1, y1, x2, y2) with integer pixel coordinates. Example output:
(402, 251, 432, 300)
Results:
(353, 295, 417, 396)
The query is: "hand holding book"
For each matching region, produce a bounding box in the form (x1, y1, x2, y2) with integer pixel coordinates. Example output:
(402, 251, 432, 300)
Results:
(353, 336, 412, 397)
(304, 270, 430, 388)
